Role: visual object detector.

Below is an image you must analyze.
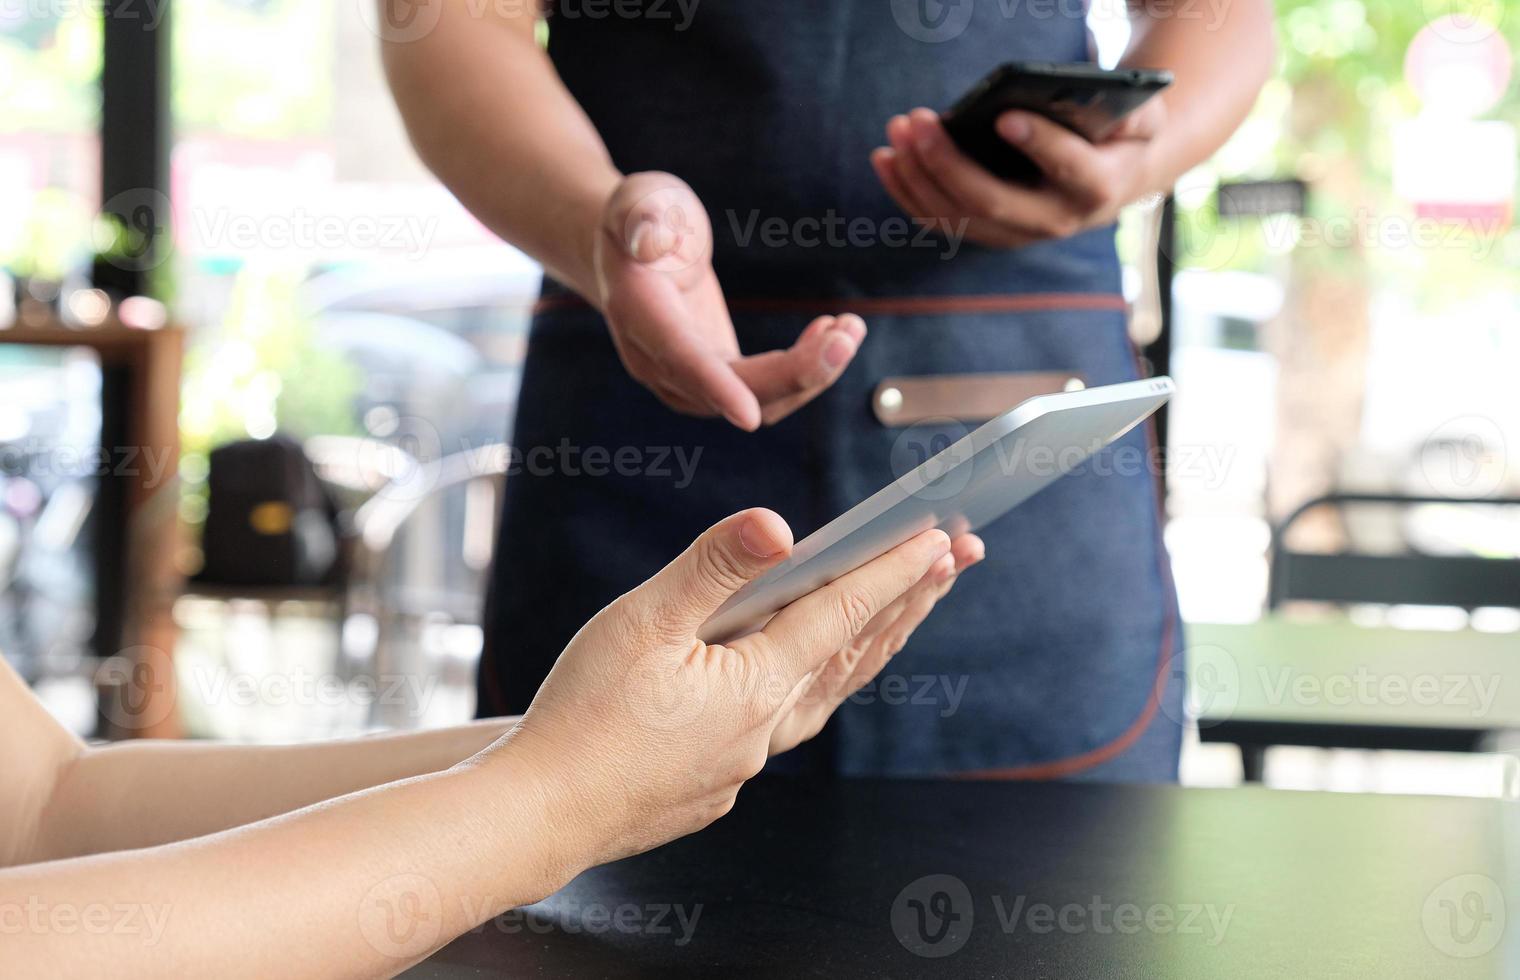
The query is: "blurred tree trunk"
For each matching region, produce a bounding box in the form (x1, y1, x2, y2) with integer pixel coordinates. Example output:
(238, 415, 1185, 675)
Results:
(1262, 72, 1372, 551)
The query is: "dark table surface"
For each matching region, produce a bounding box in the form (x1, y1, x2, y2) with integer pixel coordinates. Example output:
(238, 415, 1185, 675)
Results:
(407, 777, 1516, 978)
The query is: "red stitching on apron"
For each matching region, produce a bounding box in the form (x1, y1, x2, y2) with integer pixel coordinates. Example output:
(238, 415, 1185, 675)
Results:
(533, 292, 1128, 317)
(957, 347, 1176, 782)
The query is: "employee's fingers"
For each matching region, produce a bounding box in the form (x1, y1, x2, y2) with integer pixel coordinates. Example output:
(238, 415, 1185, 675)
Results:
(883, 121, 1030, 249)
(659, 336, 763, 430)
(871, 147, 921, 214)
(740, 529, 950, 683)
(993, 110, 1109, 208)
(1102, 94, 1167, 143)
(904, 109, 1086, 241)
(636, 508, 795, 637)
(617, 288, 759, 429)
(886, 115, 965, 222)
(735, 315, 866, 424)
(609, 329, 708, 415)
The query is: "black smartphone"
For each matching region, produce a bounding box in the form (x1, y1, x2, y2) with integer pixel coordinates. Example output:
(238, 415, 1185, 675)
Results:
(940, 62, 1172, 184)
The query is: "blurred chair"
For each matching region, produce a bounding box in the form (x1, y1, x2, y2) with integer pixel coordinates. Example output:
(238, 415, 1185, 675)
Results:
(342, 442, 508, 729)
(1269, 492, 1520, 610)
(174, 437, 506, 739)
(1208, 492, 1520, 781)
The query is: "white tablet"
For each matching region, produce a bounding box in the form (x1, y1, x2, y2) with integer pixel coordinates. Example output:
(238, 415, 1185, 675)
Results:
(698, 376, 1174, 643)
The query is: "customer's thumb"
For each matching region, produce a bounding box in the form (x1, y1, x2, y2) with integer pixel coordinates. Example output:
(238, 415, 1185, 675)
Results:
(636, 509, 793, 639)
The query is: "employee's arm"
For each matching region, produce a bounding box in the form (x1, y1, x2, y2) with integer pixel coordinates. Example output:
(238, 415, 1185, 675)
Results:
(873, 0, 1276, 247)
(379, 0, 863, 430)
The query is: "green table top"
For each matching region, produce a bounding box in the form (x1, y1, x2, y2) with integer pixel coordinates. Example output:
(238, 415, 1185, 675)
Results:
(1188, 618, 1520, 731)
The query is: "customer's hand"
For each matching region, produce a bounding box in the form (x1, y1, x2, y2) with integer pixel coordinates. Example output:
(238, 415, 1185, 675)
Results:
(498, 509, 977, 871)
(871, 100, 1167, 249)
(593, 172, 866, 430)
(768, 531, 983, 755)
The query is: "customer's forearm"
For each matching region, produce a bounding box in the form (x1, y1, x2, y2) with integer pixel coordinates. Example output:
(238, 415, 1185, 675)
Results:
(1, 746, 576, 980)
(30, 719, 518, 862)
(380, 1, 620, 300)
(1123, 0, 1276, 191)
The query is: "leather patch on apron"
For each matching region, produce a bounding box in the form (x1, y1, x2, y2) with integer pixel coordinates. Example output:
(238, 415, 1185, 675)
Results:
(871, 372, 1086, 426)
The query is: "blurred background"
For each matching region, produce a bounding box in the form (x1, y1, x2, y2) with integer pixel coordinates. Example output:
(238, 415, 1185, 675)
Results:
(2, 1, 1517, 794)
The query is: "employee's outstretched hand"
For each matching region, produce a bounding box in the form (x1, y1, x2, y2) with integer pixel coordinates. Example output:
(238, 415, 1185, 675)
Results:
(502, 509, 982, 869)
(593, 172, 866, 430)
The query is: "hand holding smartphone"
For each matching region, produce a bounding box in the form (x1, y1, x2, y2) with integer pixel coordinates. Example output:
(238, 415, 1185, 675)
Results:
(941, 61, 1172, 184)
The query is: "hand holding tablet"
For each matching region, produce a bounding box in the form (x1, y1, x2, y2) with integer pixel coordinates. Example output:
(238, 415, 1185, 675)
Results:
(700, 377, 1174, 643)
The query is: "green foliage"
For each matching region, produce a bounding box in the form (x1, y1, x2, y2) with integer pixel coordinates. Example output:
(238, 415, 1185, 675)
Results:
(179, 263, 361, 462)
(172, 0, 334, 137)
(1174, 0, 1520, 300)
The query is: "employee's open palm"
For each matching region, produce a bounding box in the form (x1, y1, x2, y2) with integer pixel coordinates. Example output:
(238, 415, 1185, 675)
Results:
(593, 172, 867, 430)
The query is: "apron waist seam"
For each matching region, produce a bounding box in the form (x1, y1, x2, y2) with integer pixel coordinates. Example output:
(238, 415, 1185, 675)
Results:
(534, 292, 1127, 317)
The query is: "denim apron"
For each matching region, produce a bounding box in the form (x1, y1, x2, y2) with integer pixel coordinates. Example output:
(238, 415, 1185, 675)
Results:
(479, 0, 1184, 780)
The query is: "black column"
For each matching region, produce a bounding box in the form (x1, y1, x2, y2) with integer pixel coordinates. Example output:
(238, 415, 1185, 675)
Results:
(92, 2, 170, 666)
(98, 0, 171, 297)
